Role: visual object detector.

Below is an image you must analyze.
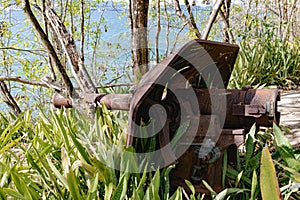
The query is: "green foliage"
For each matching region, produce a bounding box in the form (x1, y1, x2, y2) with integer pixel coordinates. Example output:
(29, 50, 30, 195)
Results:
(0, 108, 188, 199)
(229, 4, 300, 89)
(221, 123, 300, 199)
(229, 37, 300, 89)
(260, 146, 282, 200)
(1, 1, 300, 199)
(0, 103, 300, 199)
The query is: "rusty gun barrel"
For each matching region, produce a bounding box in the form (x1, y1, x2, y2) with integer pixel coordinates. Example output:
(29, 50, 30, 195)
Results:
(52, 88, 280, 129)
(52, 92, 131, 110)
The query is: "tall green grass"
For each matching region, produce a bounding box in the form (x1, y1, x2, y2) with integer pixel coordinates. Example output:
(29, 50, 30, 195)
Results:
(0, 108, 185, 199)
(221, 124, 300, 199)
(229, 18, 300, 89)
(0, 107, 299, 199)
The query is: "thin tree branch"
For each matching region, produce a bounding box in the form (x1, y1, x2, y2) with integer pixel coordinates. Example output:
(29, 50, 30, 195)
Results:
(184, 0, 201, 38)
(219, 11, 234, 43)
(0, 81, 22, 116)
(265, 5, 279, 16)
(45, 8, 98, 94)
(69, 0, 75, 35)
(22, 0, 73, 96)
(201, 0, 224, 40)
(97, 83, 134, 88)
(0, 76, 133, 90)
(174, 0, 194, 31)
(155, 0, 161, 63)
(170, 22, 188, 53)
(163, 0, 170, 56)
(0, 76, 62, 90)
(0, 47, 46, 55)
(80, 0, 85, 62)
(42, 0, 56, 81)
(219, 0, 234, 43)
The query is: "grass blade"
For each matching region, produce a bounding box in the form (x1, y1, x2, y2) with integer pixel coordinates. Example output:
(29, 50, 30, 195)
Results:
(67, 169, 83, 200)
(260, 146, 282, 200)
(250, 170, 258, 200)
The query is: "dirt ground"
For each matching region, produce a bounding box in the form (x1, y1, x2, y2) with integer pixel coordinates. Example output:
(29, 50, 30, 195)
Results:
(278, 89, 300, 148)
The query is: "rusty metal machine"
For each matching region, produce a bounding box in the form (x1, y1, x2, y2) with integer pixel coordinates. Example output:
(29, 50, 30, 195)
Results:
(53, 39, 280, 194)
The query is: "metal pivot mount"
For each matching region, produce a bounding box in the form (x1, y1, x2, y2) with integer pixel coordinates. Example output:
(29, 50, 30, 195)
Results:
(52, 39, 280, 195)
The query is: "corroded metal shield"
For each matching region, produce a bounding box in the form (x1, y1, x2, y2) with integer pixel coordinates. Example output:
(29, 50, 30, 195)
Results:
(127, 39, 239, 146)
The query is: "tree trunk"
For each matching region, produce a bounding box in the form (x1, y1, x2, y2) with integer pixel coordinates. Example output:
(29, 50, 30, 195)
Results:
(45, 8, 97, 94)
(130, 0, 150, 84)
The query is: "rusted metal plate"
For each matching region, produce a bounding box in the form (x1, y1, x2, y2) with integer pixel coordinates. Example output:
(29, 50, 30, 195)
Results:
(232, 104, 266, 117)
(127, 39, 239, 146)
(171, 129, 244, 194)
(169, 88, 280, 130)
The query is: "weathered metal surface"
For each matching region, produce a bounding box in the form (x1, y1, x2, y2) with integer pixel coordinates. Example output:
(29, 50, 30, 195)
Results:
(194, 88, 280, 129)
(171, 127, 245, 194)
(51, 39, 282, 196)
(52, 92, 131, 110)
(52, 93, 72, 108)
(96, 94, 132, 110)
(127, 39, 240, 147)
(52, 88, 280, 132)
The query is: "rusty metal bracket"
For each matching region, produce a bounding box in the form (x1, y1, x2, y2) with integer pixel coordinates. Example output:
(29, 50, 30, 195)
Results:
(232, 104, 266, 118)
(266, 101, 275, 117)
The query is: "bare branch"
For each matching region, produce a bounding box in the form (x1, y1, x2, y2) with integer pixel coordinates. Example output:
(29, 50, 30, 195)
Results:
(0, 76, 63, 91)
(0, 81, 22, 116)
(0, 76, 133, 90)
(219, 0, 234, 43)
(0, 47, 46, 56)
(155, 0, 161, 63)
(42, 0, 56, 81)
(163, 0, 170, 56)
(97, 83, 134, 88)
(184, 0, 201, 38)
(22, 0, 73, 96)
(201, 0, 224, 40)
(170, 22, 187, 53)
(80, 0, 85, 62)
(219, 11, 234, 43)
(174, 0, 194, 31)
(45, 8, 97, 94)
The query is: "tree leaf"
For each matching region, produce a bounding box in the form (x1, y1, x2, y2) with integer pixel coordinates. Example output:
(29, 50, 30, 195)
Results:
(273, 124, 300, 171)
(3, 188, 27, 200)
(202, 180, 217, 198)
(272, 125, 290, 147)
(215, 188, 248, 200)
(11, 172, 33, 200)
(168, 187, 182, 200)
(111, 172, 128, 200)
(46, 156, 68, 188)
